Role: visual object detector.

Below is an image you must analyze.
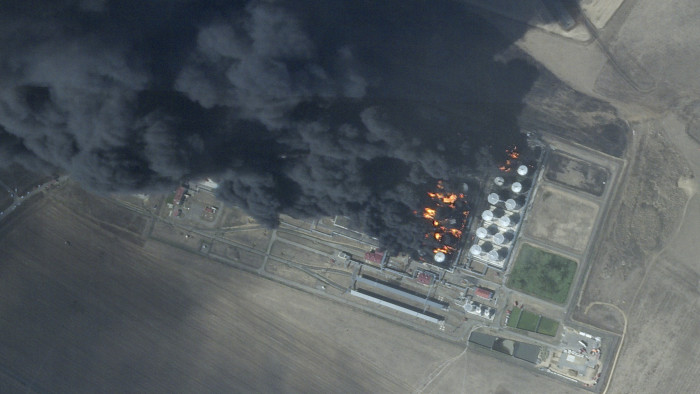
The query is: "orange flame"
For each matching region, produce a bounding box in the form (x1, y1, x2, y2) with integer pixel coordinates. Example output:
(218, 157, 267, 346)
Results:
(506, 146, 520, 159)
(422, 180, 471, 260)
(442, 193, 457, 204)
(433, 245, 455, 254)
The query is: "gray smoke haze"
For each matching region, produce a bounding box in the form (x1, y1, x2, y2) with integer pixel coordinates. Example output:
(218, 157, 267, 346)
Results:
(0, 0, 540, 253)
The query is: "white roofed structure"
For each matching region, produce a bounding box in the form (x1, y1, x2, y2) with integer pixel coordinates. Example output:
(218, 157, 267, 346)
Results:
(469, 244, 482, 256)
(493, 233, 505, 245)
(498, 216, 511, 227)
(512, 182, 523, 193)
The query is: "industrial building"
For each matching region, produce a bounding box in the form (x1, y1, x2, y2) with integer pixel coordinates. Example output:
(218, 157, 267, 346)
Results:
(415, 270, 436, 286)
(513, 342, 542, 364)
(463, 299, 495, 320)
(474, 287, 494, 300)
(349, 289, 443, 324)
(364, 250, 385, 265)
(468, 331, 542, 364)
(350, 274, 447, 325)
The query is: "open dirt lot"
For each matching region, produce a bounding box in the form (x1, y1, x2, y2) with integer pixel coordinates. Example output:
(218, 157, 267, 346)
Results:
(575, 130, 690, 318)
(524, 185, 599, 252)
(584, 116, 700, 394)
(0, 187, 584, 393)
(608, 192, 700, 393)
(561, 72, 699, 394)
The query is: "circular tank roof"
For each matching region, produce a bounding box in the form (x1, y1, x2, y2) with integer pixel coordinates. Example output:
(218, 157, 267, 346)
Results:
(488, 250, 500, 261)
(469, 244, 482, 256)
(476, 227, 488, 239)
(511, 182, 522, 193)
(517, 165, 529, 176)
(434, 252, 446, 263)
(487, 193, 500, 205)
(505, 198, 517, 210)
(494, 176, 505, 186)
(498, 216, 511, 227)
(482, 210, 494, 221)
(493, 233, 505, 245)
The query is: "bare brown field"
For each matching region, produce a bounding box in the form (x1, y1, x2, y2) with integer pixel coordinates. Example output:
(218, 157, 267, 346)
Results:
(525, 186, 599, 252)
(607, 193, 700, 393)
(573, 123, 700, 393)
(418, 345, 587, 394)
(222, 227, 271, 252)
(270, 241, 331, 265)
(52, 183, 148, 242)
(0, 186, 584, 393)
(576, 131, 690, 316)
(209, 240, 265, 269)
(264, 260, 318, 287)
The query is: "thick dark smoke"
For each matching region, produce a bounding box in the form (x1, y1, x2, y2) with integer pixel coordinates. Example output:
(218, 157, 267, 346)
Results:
(0, 0, 539, 253)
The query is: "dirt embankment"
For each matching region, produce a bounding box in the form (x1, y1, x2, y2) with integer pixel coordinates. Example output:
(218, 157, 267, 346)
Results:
(574, 130, 691, 331)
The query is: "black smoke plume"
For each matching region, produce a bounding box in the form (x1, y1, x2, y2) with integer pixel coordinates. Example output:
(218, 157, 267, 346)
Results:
(0, 0, 540, 253)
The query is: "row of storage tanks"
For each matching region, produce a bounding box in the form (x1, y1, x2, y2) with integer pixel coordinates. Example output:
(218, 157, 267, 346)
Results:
(470, 165, 531, 265)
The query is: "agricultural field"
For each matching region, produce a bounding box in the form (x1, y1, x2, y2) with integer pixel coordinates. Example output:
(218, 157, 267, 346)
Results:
(508, 244, 577, 304)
